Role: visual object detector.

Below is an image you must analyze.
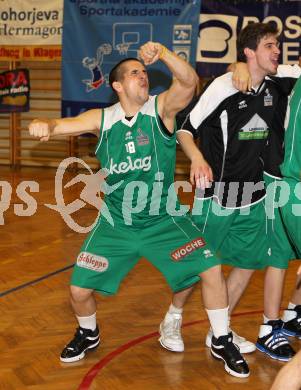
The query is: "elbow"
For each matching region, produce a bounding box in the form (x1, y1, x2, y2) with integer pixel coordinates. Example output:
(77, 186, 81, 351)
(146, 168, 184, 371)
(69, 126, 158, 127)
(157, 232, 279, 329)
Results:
(189, 75, 199, 98)
(179, 69, 198, 90)
(187, 71, 199, 90)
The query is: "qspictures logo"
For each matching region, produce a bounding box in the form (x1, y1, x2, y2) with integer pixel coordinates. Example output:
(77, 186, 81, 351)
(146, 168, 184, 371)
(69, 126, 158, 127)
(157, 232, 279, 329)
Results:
(2, 157, 301, 231)
(0, 157, 115, 232)
(0, 157, 189, 231)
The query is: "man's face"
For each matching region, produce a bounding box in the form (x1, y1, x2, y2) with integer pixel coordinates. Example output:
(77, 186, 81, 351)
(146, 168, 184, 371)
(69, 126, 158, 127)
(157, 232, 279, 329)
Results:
(120, 61, 149, 104)
(253, 34, 280, 76)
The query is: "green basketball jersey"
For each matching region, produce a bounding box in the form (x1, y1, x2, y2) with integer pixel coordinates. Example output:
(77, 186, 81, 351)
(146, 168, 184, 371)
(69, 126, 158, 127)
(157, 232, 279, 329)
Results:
(95, 95, 178, 225)
(281, 76, 301, 181)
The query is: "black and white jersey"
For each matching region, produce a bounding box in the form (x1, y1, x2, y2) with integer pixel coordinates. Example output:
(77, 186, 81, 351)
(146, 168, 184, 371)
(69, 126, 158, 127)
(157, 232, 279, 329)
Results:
(177, 65, 300, 208)
(264, 65, 301, 179)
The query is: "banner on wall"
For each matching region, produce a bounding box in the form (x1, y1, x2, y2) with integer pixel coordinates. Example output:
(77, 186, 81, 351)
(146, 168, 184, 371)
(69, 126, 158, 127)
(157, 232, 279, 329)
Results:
(0, 69, 30, 113)
(197, 0, 301, 77)
(0, 0, 63, 61)
(0, 46, 62, 61)
(62, 0, 201, 117)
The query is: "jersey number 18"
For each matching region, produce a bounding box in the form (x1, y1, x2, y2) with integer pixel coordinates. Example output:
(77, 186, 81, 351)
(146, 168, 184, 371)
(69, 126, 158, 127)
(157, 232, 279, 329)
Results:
(125, 141, 136, 154)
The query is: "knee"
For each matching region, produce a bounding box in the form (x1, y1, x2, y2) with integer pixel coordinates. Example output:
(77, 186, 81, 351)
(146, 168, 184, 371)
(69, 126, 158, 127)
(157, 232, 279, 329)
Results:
(238, 268, 255, 280)
(266, 266, 286, 276)
(200, 265, 224, 285)
(70, 285, 93, 303)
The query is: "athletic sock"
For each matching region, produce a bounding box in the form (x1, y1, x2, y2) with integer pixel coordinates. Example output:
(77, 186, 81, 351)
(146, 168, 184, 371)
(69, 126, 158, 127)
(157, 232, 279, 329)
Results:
(288, 302, 296, 310)
(76, 312, 97, 331)
(206, 307, 229, 338)
(263, 314, 279, 324)
(168, 303, 183, 315)
(282, 309, 297, 322)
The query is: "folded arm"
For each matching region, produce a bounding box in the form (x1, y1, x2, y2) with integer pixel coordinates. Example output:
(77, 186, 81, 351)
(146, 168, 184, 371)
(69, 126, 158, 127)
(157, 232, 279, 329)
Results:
(139, 41, 198, 133)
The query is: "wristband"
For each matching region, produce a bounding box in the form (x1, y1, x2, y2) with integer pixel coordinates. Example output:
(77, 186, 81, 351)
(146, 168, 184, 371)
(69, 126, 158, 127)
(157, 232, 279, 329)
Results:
(159, 46, 167, 60)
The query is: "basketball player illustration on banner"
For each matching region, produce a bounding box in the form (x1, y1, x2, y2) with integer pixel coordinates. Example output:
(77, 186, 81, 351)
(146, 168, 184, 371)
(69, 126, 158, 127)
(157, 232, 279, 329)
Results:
(82, 43, 112, 92)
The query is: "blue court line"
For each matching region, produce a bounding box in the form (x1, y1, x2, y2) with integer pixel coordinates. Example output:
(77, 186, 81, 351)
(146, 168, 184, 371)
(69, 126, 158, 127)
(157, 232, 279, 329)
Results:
(0, 264, 74, 298)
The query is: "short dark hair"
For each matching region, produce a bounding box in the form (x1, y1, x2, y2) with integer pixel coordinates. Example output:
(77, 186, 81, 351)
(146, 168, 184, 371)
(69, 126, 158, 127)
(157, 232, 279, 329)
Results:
(237, 22, 279, 62)
(109, 58, 142, 90)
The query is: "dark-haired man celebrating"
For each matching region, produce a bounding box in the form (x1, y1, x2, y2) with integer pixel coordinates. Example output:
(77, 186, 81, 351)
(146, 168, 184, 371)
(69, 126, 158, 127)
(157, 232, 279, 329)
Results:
(29, 42, 249, 377)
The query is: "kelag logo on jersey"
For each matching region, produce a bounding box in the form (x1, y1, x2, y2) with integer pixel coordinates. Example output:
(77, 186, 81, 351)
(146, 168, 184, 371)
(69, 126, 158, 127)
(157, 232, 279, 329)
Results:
(109, 156, 152, 174)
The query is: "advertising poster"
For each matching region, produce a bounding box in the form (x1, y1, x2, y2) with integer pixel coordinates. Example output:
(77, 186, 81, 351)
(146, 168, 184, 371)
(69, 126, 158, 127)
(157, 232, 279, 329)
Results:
(62, 0, 201, 116)
(197, 0, 301, 77)
(0, 69, 30, 113)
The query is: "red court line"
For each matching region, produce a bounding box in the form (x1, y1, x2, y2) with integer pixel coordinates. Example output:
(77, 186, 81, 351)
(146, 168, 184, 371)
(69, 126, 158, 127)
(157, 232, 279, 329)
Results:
(78, 308, 265, 390)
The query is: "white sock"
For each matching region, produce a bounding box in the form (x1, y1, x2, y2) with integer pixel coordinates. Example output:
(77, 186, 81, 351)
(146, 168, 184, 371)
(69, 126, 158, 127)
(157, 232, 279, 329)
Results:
(76, 312, 97, 331)
(288, 302, 296, 310)
(263, 314, 278, 324)
(209, 317, 230, 334)
(259, 325, 273, 338)
(282, 309, 297, 323)
(206, 307, 229, 338)
(168, 303, 183, 315)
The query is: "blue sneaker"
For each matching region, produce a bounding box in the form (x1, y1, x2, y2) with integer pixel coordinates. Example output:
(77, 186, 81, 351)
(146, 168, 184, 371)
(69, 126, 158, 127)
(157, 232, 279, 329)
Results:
(282, 306, 301, 338)
(256, 320, 295, 362)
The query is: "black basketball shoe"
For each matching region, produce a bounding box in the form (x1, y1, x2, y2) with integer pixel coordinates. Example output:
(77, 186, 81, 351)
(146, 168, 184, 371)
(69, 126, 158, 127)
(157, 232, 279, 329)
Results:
(211, 332, 250, 378)
(282, 306, 301, 339)
(256, 320, 295, 362)
(60, 326, 100, 363)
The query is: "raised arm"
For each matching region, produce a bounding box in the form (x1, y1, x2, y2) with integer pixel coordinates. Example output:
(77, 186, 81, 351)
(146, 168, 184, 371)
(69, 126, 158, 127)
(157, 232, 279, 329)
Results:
(230, 62, 301, 93)
(228, 62, 251, 92)
(139, 41, 198, 131)
(29, 108, 102, 141)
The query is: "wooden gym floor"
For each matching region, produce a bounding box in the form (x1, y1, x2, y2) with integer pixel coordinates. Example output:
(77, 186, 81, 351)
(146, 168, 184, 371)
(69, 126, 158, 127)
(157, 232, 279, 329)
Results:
(1, 166, 300, 390)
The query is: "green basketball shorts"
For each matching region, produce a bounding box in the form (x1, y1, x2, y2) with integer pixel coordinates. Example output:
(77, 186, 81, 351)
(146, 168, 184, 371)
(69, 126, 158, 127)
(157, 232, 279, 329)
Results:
(264, 173, 296, 268)
(280, 179, 301, 258)
(191, 197, 268, 269)
(71, 214, 221, 295)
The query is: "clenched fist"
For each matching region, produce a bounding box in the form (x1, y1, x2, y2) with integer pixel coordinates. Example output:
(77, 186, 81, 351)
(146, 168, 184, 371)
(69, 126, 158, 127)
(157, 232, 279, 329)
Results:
(139, 41, 165, 65)
(28, 119, 53, 142)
